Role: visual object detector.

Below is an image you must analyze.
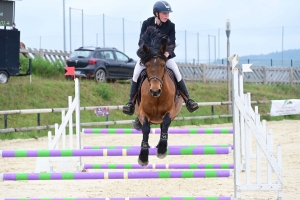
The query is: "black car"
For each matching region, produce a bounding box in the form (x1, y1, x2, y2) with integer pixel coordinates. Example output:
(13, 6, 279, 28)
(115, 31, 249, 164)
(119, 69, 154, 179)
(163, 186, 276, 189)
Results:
(66, 47, 136, 82)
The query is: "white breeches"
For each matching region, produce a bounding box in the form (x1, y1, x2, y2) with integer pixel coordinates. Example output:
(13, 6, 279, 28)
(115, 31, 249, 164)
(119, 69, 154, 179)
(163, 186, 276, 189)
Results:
(132, 58, 182, 82)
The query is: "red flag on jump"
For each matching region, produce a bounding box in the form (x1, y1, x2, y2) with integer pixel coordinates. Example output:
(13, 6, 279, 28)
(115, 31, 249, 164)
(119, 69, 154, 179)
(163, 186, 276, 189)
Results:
(65, 67, 75, 80)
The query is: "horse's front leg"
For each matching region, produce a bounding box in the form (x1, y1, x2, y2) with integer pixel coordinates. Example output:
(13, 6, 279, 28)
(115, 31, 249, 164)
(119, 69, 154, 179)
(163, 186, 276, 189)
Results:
(138, 117, 150, 166)
(156, 113, 171, 159)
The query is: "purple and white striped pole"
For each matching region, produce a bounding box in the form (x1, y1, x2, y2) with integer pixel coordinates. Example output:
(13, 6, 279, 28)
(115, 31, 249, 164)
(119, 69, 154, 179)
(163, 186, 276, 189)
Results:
(83, 128, 233, 134)
(0, 147, 231, 158)
(84, 163, 234, 170)
(3, 197, 233, 200)
(1, 170, 232, 181)
(83, 144, 234, 150)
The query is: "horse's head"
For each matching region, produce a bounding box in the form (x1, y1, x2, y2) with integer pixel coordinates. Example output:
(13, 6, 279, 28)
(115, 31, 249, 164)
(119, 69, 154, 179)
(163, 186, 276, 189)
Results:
(137, 26, 175, 97)
(142, 43, 166, 97)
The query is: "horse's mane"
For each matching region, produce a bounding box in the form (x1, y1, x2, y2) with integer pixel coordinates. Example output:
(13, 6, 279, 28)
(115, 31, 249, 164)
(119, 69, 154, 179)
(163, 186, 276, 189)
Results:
(137, 26, 175, 65)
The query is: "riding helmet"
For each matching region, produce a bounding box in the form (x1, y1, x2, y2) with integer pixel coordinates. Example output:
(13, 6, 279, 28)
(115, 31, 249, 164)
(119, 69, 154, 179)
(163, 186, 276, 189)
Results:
(153, 1, 173, 14)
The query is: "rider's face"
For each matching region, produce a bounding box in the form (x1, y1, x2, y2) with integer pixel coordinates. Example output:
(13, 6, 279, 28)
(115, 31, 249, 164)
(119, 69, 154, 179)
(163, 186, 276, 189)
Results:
(158, 12, 169, 22)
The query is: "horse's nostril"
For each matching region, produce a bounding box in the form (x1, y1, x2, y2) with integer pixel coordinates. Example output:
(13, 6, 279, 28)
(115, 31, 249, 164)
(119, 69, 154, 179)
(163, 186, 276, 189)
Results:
(149, 89, 161, 97)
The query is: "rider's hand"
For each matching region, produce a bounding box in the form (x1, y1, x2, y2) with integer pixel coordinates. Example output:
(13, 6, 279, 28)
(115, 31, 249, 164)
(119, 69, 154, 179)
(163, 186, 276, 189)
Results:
(164, 52, 170, 58)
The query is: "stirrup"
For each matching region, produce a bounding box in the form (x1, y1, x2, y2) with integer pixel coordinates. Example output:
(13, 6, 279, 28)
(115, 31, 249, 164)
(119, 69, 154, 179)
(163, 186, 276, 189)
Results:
(186, 99, 199, 113)
(122, 102, 135, 115)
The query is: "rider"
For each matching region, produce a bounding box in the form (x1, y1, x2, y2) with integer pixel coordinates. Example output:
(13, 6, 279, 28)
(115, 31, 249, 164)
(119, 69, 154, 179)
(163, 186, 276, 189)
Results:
(122, 1, 199, 115)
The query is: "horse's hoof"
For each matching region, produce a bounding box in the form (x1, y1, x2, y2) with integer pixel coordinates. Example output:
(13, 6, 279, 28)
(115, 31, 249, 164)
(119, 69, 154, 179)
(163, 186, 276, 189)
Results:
(156, 152, 167, 159)
(138, 148, 149, 166)
(138, 158, 149, 166)
(156, 139, 168, 159)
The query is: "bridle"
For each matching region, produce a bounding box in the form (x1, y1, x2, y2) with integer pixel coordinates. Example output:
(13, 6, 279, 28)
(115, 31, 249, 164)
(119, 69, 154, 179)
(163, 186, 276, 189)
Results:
(146, 56, 166, 87)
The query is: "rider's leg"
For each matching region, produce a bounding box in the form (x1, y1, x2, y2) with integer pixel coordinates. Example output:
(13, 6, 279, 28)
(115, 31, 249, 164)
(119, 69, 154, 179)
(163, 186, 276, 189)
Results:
(122, 61, 146, 115)
(166, 58, 199, 113)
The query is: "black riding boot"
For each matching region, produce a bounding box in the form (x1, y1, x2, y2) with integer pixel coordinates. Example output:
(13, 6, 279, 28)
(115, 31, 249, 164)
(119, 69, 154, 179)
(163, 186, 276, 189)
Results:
(178, 79, 199, 112)
(122, 81, 138, 115)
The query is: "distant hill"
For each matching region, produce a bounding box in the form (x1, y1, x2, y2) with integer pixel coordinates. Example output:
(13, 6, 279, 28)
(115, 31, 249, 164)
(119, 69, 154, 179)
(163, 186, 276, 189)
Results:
(239, 49, 300, 60)
(237, 49, 300, 67)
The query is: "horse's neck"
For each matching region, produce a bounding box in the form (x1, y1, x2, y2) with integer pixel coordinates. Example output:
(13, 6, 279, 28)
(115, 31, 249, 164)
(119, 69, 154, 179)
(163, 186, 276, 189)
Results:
(162, 74, 176, 94)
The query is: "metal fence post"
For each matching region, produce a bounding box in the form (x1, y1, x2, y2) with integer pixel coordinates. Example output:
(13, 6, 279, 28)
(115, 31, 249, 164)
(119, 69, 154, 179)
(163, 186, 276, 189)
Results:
(39, 49, 44, 58)
(202, 64, 206, 83)
(106, 115, 109, 128)
(263, 66, 267, 85)
(37, 113, 41, 134)
(123, 18, 125, 53)
(37, 113, 40, 126)
(290, 67, 294, 86)
(271, 59, 272, 66)
(103, 14, 105, 47)
(185, 30, 187, 63)
(4, 114, 7, 129)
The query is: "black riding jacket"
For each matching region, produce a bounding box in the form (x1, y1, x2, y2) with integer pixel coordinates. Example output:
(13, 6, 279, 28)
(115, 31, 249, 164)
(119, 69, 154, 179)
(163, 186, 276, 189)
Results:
(138, 16, 176, 59)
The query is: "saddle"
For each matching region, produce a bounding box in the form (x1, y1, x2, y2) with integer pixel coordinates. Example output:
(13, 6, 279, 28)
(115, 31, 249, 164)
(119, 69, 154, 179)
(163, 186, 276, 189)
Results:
(134, 68, 179, 106)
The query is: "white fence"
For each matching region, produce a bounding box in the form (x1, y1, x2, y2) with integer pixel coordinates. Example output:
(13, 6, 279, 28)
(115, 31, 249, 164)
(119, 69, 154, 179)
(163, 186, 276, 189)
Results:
(232, 69, 282, 199)
(178, 63, 300, 85)
(20, 48, 300, 85)
(35, 78, 81, 173)
(20, 48, 70, 65)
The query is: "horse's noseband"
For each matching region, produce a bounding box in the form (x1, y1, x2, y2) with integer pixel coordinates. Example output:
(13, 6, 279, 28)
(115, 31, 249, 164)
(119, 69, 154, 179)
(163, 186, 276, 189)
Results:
(148, 76, 164, 86)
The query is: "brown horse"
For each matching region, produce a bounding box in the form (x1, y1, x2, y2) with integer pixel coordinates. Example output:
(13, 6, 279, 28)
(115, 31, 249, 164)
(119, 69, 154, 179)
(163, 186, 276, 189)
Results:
(134, 27, 183, 166)
(20, 42, 29, 58)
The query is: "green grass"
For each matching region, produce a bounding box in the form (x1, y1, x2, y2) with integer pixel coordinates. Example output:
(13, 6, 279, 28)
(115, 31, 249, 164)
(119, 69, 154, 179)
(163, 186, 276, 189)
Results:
(0, 58, 300, 140)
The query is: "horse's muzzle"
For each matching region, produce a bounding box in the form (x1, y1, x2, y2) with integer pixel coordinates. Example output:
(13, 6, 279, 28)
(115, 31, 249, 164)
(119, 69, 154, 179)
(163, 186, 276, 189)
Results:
(149, 88, 162, 97)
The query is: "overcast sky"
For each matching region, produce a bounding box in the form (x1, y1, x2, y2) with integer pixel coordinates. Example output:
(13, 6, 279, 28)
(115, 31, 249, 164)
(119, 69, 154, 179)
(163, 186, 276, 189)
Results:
(6, 0, 300, 62)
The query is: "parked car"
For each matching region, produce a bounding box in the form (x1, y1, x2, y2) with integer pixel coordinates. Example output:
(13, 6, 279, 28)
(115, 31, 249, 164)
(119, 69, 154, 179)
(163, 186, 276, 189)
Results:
(66, 47, 136, 82)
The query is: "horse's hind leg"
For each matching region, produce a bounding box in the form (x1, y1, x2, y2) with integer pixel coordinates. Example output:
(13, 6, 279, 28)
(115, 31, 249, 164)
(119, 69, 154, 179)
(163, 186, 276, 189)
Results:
(138, 117, 150, 166)
(156, 113, 171, 159)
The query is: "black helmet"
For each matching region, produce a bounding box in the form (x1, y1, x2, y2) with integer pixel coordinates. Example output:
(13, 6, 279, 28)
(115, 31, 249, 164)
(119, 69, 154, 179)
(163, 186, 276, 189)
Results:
(153, 1, 173, 14)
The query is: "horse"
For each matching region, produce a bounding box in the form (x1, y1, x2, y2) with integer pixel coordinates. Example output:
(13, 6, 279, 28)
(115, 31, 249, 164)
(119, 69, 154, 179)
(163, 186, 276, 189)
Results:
(20, 42, 29, 58)
(134, 26, 183, 166)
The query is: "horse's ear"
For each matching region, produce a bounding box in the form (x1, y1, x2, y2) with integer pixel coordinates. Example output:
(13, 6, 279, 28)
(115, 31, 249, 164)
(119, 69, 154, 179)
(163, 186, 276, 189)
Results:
(143, 45, 150, 53)
(160, 43, 166, 54)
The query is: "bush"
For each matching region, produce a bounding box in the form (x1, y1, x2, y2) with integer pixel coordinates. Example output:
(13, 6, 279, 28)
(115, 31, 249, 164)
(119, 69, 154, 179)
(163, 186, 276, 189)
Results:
(20, 56, 65, 78)
(96, 83, 111, 100)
